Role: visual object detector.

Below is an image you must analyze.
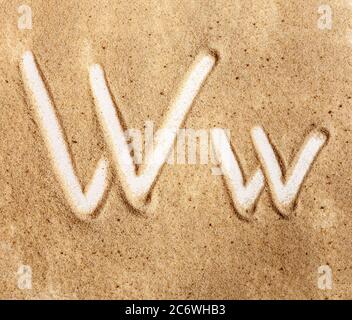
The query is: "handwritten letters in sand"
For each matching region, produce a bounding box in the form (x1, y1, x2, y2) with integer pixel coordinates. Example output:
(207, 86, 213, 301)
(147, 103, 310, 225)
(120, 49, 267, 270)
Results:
(20, 50, 328, 219)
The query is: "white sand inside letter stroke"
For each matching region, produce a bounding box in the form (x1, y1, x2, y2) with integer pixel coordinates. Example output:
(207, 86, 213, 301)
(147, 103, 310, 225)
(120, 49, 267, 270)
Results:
(21, 51, 109, 217)
(251, 126, 328, 215)
(211, 128, 264, 218)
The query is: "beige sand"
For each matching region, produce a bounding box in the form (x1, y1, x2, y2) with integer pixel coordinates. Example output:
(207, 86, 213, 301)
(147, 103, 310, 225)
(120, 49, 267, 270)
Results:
(0, 0, 351, 299)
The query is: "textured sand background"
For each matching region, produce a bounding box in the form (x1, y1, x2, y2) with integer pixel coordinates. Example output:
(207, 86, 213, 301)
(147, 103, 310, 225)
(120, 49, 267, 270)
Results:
(0, 0, 351, 299)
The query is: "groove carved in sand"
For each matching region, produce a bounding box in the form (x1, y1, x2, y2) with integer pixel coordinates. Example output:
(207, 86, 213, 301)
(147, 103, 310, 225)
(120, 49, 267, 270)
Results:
(21, 51, 109, 217)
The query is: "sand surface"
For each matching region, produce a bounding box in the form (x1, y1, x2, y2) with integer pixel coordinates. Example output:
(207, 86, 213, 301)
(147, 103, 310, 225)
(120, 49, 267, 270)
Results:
(0, 0, 351, 299)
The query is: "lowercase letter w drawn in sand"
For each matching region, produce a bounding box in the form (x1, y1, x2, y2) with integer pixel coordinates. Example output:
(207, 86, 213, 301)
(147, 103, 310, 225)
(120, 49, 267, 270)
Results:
(211, 127, 328, 219)
(21, 49, 216, 216)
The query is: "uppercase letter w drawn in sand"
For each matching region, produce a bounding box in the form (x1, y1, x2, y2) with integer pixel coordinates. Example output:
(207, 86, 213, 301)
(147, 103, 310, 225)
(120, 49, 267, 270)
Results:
(21, 50, 216, 217)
